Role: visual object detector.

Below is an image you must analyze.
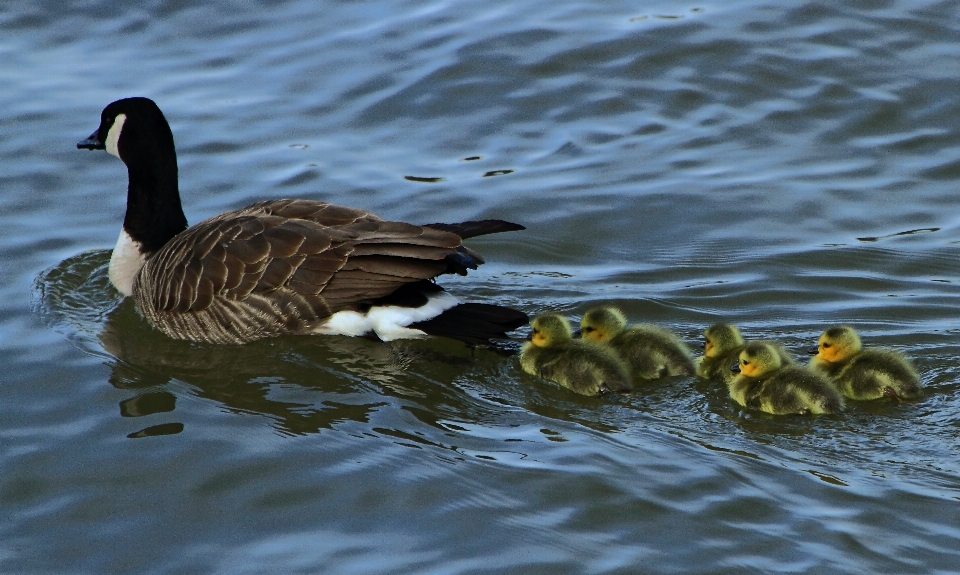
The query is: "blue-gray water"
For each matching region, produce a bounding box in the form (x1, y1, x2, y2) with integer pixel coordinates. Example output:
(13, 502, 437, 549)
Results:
(5, 1, 960, 573)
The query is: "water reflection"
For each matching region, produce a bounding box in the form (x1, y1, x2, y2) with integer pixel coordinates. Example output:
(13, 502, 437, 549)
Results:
(857, 227, 941, 243)
(118, 390, 176, 417)
(35, 248, 960, 482)
(127, 422, 185, 439)
(98, 300, 505, 437)
(38, 251, 528, 438)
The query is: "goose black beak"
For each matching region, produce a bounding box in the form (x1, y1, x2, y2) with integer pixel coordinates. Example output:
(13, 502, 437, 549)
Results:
(572, 329, 582, 338)
(806, 347, 819, 355)
(77, 129, 104, 150)
(730, 363, 741, 373)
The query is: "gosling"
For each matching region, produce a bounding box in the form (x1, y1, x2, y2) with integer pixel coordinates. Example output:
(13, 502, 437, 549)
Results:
(808, 325, 920, 401)
(580, 306, 694, 380)
(730, 341, 844, 415)
(520, 314, 632, 396)
(696, 323, 794, 383)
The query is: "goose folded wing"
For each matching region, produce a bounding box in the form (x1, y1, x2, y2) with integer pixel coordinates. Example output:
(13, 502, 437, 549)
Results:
(234, 198, 385, 226)
(146, 214, 464, 315)
(317, 220, 462, 312)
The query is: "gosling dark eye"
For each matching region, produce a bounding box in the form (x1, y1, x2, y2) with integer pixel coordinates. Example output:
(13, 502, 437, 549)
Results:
(822, 343, 831, 349)
(583, 327, 594, 333)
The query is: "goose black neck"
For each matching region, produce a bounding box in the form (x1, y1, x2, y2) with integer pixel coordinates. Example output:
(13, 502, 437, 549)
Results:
(121, 124, 188, 255)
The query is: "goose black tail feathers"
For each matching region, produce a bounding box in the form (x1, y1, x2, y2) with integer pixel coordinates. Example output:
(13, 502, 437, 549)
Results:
(370, 280, 529, 345)
(425, 219, 525, 276)
(410, 303, 529, 345)
(422, 220, 526, 240)
(417, 221, 528, 342)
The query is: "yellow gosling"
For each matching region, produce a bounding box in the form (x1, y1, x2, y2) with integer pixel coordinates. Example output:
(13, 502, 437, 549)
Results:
(696, 323, 744, 383)
(580, 306, 694, 380)
(520, 314, 632, 396)
(730, 341, 844, 415)
(695, 323, 795, 383)
(808, 325, 920, 401)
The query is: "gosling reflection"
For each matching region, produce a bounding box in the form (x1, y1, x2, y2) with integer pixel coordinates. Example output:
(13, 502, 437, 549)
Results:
(119, 391, 176, 417)
(127, 422, 184, 439)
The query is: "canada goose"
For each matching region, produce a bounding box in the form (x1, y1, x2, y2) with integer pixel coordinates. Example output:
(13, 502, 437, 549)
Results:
(77, 97, 528, 345)
(695, 323, 794, 383)
(579, 306, 694, 380)
(730, 341, 844, 415)
(519, 314, 632, 396)
(808, 325, 921, 401)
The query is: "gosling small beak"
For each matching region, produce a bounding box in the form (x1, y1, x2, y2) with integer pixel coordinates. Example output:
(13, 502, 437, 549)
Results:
(573, 329, 582, 338)
(77, 129, 104, 150)
(806, 347, 819, 355)
(730, 363, 741, 373)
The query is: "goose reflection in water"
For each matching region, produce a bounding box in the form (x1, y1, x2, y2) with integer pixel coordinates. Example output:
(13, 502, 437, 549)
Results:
(39, 250, 519, 438)
(97, 298, 502, 437)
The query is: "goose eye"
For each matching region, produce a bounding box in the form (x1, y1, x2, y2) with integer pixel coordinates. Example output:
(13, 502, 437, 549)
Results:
(822, 343, 831, 349)
(583, 326, 594, 333)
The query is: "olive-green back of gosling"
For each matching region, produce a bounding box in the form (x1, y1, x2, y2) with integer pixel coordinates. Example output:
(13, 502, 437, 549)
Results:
(520, 340, 632, 396)
(811, 348, 920, 400)
(697, 340, 794, 384)
(758, 366, 845, 415)
(610, 325, 695, 380)
(730, 365, 844, 415)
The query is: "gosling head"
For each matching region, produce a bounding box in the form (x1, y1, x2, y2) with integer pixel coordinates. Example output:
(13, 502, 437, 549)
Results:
(580, 306, 627, 344)
(811, 325, 862, 364)
(530, 314, 574, 348)
(703, 323, 744, 359)
(735, 341, 783, 379)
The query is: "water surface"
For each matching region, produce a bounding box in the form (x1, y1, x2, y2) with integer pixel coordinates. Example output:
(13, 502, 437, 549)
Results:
(4, 1, 960, 573)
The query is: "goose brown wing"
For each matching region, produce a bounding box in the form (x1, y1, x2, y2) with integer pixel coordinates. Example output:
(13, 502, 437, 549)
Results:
(231, 198, 385, 226)
(140, 205, 463, 316)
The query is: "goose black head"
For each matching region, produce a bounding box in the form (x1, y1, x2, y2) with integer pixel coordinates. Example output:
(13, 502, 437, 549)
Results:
(77, 97, 185, 255)
(77, 97, 175, 167)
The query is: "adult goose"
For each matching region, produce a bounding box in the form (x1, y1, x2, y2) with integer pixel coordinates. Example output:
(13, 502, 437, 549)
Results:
(77, 97, 528, 345)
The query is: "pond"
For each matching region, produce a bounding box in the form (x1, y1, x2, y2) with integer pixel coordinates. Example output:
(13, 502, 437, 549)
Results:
(4, 1, 960, 573)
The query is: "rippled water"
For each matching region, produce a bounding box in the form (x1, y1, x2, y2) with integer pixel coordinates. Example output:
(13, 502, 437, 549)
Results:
(5, 1, 960, 573)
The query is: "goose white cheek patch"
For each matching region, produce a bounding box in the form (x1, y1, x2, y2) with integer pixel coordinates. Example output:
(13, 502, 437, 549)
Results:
(105, 113, 126, 158)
